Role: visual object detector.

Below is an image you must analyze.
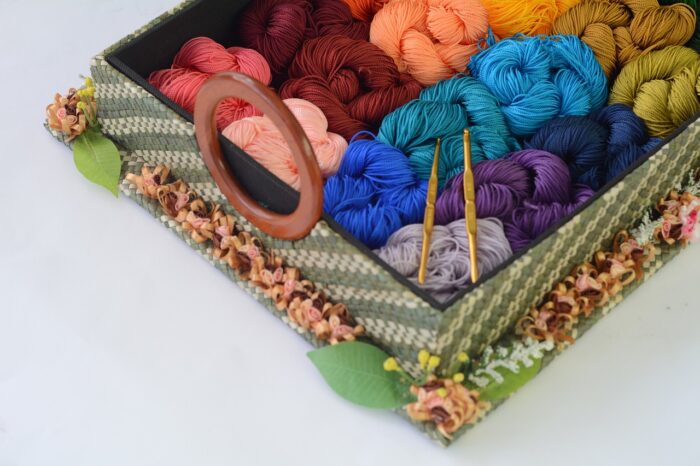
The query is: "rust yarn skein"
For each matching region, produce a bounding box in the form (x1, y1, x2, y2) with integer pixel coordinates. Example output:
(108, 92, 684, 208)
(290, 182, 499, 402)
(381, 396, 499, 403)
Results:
(554, 0, 697, 77)
(369, 0, 489, 86)
(279, 36, 422, 140)
(238, 0, 369, 82)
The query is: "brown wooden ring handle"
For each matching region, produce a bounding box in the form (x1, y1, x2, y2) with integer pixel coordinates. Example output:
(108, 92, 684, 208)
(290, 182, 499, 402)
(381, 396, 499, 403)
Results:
(194, 72, 323, 240)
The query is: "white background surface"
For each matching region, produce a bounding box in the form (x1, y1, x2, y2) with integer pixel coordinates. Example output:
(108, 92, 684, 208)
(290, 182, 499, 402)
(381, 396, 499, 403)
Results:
(1, 1, 699, 465)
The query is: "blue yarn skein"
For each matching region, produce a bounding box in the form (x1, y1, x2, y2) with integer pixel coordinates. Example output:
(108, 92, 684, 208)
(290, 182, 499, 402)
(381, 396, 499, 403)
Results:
(324, 138, 428, 249)
(468, 34, 608, 138)
(526, 103, 662, 190)
(376, 75, 520, 188)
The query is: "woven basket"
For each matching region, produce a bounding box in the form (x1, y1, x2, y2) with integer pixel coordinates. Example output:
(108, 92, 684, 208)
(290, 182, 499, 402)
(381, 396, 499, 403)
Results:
(73, 0, 700, 443)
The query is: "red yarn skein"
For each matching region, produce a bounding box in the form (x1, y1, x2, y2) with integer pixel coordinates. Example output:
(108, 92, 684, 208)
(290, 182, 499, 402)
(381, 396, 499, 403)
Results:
(238, 0, 369, 81)
(149, 37, 272, 129)
(279, 36, 422, 140)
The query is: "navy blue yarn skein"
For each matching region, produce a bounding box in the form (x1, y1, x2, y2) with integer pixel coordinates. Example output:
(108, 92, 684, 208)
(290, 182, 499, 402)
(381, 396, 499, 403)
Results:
(527, 103, 663, 190)
(323, 137, 428, 248)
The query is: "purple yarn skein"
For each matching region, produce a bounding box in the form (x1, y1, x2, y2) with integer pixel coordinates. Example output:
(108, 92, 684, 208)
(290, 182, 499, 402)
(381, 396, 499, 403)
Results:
(434, 149, 594, 252)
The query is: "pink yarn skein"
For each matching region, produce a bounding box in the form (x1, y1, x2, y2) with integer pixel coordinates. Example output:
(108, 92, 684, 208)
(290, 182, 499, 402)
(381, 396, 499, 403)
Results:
(149, 37, 273, 129)
(223, 99, 347, 190)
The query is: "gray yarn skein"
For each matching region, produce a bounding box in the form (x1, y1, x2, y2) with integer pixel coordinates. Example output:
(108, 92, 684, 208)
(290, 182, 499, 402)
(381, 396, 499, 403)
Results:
(374, 218, 513, 302)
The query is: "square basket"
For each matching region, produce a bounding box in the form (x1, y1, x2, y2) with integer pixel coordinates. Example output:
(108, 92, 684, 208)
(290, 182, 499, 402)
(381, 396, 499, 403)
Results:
(68, 0, 700, 445)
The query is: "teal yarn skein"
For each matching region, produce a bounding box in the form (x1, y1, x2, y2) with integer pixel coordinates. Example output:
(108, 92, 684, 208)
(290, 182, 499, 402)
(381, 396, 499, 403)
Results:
(376, 75, 521, 188)
(468, 34, 608, 138)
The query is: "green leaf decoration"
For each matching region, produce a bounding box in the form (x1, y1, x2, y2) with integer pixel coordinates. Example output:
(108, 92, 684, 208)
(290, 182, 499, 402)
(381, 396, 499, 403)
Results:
(308, 342, 408, 409)
(477, 357, 542, 402)
(72, 129, 121, 196)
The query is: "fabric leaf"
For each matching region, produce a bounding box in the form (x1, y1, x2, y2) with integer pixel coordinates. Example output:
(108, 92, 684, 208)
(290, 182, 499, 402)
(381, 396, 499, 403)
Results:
(477, 357, 542, 402)
(308, 342, 406, 409)
(72, 129, 121, 196)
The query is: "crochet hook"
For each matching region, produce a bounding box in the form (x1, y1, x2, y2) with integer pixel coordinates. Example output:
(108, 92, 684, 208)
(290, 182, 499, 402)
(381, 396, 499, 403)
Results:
(418, 137, 441, 285)
(463, 129, 479, 283)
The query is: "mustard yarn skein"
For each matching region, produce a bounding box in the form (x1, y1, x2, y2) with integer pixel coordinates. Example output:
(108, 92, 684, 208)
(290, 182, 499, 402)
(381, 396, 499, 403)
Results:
(609, 45, 700, 137)
(554, 0, 696, 77)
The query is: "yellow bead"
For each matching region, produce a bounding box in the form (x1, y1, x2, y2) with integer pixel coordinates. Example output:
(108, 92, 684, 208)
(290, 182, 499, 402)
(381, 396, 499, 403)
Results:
(428, 355, 441, 370)
(418, 350, 430, 368)
(452, 373, 465, 383)
(383, 357, 399, 372)
(436, 388, 447, 398)
(457, 352, 469, 363)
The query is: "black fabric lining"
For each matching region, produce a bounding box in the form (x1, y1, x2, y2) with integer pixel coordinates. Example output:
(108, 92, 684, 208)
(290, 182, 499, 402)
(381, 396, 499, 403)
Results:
(106, 0, 700, 311)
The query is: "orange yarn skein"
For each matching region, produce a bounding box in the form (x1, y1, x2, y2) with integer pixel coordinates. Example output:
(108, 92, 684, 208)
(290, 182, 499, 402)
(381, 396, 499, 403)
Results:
(369, 0, 489, 86)
(479, 0, 581, 37)
(341, 0, 389, 21)
(554, 0, 697, 77)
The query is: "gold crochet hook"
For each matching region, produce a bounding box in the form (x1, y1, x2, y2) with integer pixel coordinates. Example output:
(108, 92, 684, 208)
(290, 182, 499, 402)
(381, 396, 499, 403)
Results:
(463, 129, 479, 283)
(418, 137, 441, 285)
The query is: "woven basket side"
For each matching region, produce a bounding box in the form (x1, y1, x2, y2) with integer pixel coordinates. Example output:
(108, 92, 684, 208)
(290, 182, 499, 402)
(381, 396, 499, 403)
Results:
(91, 52, 443, 368)
(438, 120, 700, 365)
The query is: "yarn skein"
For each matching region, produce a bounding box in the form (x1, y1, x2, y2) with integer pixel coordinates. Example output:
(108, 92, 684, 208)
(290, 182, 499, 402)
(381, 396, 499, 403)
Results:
(237, 0, 369, 82)
(480, 0, 581, 38)
(435, 148, 573, 224)
(554, 0, 696, 77)
(341, 0, 389, 21)
(504, 150, 594, 252)
(374, 218, 513, 302)
(527, 103, 662, 189)
(435, 158, 532, 224)
(279, 36, 422, 141)
(468, 34, 608, 138)
(148, 37, 272, 130)
(609, 46, 700, 137)
(369, 0, 489, 86)
(324, 138, 428, 248)
(222, 99, 347, 190)
(659, 0, 700, 51)
(434, 150, 594, 252)
(377, 76, 521, 188)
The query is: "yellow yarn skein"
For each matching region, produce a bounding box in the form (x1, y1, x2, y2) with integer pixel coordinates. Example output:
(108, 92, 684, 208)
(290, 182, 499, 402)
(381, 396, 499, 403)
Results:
(610, 46, 700, 137)
(480, 0, 581, 37)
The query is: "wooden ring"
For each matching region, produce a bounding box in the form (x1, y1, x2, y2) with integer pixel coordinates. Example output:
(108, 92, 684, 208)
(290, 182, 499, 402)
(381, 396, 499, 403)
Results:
(194, 72, 323, 240)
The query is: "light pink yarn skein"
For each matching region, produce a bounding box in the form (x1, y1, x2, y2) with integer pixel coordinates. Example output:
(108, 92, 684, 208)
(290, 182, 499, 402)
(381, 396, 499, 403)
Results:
(223, 98, 347, 190)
